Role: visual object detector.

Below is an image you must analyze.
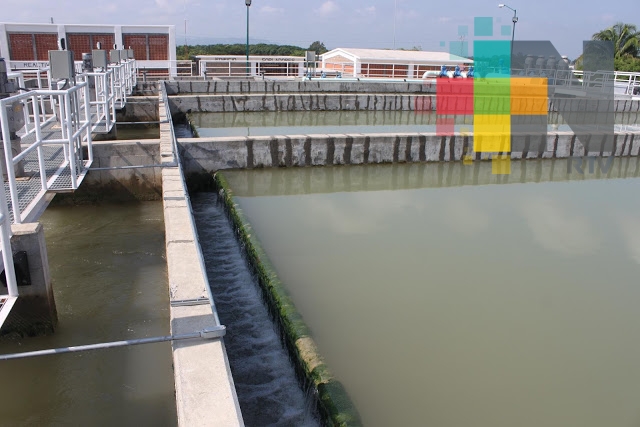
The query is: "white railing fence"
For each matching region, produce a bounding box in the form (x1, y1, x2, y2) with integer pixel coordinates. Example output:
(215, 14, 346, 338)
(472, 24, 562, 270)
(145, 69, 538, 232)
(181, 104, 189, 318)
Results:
(0, 174, 18, 328)
(0, 82, 94, 224)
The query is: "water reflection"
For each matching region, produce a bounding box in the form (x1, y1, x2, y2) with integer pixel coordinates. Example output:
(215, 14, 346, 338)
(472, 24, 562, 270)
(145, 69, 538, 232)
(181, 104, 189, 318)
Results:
(519, 195, 600, 256)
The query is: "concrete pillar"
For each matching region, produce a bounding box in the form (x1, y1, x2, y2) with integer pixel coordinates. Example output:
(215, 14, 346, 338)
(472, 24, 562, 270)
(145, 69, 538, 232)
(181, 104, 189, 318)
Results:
(0, 223, 57, 337)
(0, 24, 10, 60)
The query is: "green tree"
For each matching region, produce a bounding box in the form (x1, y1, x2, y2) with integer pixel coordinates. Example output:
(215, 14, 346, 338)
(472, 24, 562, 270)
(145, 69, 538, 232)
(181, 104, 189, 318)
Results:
(592, 22, 639, 58)
(308, 41, 328, 54)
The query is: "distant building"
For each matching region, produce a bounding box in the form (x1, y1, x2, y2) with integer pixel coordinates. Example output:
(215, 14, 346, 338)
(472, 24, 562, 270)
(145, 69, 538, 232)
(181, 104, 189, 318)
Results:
(195, 55, 307, 78)
(0, 22, 176, 76)
(321, 48, 473, 78)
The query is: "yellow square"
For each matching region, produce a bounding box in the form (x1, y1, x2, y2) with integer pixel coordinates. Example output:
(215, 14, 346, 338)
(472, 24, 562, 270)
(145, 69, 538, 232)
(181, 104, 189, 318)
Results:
(511, 77, 548, 115)
(474, 115, 511, 152)
(492, 156, 511, 175)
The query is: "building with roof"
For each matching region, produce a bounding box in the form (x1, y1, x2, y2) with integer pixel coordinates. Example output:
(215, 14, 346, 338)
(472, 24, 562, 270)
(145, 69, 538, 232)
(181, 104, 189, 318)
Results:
(0, 22, 176, 76)
(321, 48, 473, 79)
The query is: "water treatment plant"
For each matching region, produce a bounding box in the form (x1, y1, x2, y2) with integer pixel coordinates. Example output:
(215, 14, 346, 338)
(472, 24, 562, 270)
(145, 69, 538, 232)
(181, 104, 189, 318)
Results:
(1, 11, 640, 427)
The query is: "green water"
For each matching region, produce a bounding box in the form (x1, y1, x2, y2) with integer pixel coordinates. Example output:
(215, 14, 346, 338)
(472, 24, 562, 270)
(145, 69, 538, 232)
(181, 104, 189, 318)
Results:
(223, 160, 640, 427)
(0, 202, 176, 427)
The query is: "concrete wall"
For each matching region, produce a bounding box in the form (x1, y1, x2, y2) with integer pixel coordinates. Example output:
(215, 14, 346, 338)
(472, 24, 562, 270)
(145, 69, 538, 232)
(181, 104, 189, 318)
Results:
(178, 132, 640, 174)
(52, 140, 163, 203)
(116, 96, 160, 122)
(165, 80, 436, 95)
(0, 223, 57, 338)
(169, 94, 640, 114)
(159, 86, 244, 426)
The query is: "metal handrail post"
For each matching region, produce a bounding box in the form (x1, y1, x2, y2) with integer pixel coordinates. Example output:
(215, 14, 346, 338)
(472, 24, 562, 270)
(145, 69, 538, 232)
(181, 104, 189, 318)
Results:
(0, 101, 21, 224)
(32, 94, 48, 192)
(64, 93, 78, 189)
(0, 209, 17, 297)
(83, 83, 93, 165)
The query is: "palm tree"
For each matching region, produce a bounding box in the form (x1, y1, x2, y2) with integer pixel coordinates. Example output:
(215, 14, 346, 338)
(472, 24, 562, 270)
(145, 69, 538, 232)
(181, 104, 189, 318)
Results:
(592, 22, 639, 58)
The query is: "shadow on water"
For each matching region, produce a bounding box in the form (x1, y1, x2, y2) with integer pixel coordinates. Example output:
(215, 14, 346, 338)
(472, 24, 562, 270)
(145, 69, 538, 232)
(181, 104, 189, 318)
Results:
(192, 193, 320, 427)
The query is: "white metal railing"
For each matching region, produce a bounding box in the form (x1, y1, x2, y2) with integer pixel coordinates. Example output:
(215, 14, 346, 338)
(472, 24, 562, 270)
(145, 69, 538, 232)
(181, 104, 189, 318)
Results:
(198, 58, 312, 78)
(7, 68, 57, 139)
(0, 82, 94, 224)
(108, 58, 137, 107)
(0, 174, 18, 329)
(77, 69, 116, 133)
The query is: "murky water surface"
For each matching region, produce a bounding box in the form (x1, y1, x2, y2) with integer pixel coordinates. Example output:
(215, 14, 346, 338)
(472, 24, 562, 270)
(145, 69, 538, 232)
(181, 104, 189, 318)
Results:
(0, 202, 175, 427)
(221, 160, 640, 427)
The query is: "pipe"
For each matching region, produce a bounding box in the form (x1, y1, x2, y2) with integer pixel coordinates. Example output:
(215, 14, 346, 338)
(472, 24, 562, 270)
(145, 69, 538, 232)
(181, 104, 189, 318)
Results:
(0, 326, 226, 361)
(88, 164, 166, 171)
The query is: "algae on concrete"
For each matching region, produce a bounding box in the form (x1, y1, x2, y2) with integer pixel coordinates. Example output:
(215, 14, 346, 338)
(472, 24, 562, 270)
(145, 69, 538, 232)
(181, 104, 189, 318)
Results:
(214, 172, 363, 427)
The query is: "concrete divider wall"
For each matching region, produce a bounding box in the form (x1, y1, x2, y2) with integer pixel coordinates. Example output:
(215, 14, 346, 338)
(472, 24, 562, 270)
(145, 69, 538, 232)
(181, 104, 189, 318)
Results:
(214, 172, 363, 427)
(159, 87, 245, 426)
(169, 94, 640, 114)
(116, 96, 160, 122)
(64, 140, 163, 202)
(178, 132, 640, 174)
(165, 80, 436, 95)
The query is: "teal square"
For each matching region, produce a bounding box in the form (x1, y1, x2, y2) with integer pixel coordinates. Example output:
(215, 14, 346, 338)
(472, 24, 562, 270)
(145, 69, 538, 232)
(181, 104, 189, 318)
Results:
(501, 25, 511, 36)
(450, 41, 469, 58)
(474, 17, 493, 36)
(458, 25, 469, 37)
(473, 40, 511, 77)
(440, 41, 446, 47)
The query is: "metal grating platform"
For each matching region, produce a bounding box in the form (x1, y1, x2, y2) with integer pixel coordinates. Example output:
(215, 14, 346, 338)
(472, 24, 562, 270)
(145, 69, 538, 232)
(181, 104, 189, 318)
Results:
(5, 141, 90, 223)
(18, 120, 63, 145)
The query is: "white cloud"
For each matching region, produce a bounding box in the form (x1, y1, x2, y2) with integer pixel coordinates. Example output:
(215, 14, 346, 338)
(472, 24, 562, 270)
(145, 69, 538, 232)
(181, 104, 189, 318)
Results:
(356, 6, 376, 15)
(315, 0, 338, 16)
(261, 6, 284, 14)
(438, 17, 452, 23)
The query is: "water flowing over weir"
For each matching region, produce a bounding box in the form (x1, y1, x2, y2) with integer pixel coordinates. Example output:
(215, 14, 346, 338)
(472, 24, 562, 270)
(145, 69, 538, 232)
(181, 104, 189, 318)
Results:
(191, 192, 320, 427)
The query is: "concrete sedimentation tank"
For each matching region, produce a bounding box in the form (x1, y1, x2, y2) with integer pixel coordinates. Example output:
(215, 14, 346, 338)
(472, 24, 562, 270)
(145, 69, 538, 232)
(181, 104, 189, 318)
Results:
(3, 73, 640, 425)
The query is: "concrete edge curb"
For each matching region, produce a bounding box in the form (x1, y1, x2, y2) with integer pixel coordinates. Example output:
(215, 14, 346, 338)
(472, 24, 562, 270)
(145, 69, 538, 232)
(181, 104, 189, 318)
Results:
(214, 172, 363, 427)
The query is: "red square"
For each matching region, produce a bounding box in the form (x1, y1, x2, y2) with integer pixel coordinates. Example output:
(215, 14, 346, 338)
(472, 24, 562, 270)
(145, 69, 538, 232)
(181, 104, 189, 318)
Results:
(436, 79, 474, 115)
(436, 117, 455, 136)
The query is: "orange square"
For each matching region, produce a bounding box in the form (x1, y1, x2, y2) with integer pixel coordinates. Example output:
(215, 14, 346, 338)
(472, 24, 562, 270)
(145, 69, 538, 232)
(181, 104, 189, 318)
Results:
(511, 77, 548, 115)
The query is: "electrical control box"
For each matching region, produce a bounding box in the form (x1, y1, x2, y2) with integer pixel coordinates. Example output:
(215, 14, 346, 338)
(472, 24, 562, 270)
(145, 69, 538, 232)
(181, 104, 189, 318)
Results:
(126, 49, 134, 60)
(49, 50, 75, 80)
(109, 49, 120, 64)
(92, 50, 108, 69)
(5, 102, 25, 133)
(119, 50, 128, 62)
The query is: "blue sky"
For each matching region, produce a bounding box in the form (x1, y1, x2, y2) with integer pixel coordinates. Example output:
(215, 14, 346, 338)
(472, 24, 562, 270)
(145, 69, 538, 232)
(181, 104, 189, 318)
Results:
(4, 0, 639, 59)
